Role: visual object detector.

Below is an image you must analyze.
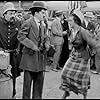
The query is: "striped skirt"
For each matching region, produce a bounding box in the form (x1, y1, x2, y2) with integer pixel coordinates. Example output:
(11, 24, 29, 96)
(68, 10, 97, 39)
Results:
(59, 54, 90, 96)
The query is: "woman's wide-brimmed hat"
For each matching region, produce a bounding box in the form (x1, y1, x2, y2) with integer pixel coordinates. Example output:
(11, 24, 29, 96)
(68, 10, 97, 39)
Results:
(3, 2, 17, 15)
(29, 1, 47, 11)
(73, 9, 85, 23)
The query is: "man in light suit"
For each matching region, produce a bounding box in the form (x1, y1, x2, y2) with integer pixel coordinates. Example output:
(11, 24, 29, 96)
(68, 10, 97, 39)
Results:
(17, 1, 49, 99)
(83, 12, 97, 72)
(51, 10, 67, 72)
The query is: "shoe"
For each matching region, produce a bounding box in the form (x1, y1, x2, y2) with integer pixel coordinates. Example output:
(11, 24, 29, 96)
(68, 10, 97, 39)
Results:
(56, 67, 63, 70)
(44, 69, 50, 72)
(96, 72, 100, 75)
(91, 70, 99, 74)
(62, 91, 70, 99)
(12, 95, 16, 99)
(51, 68, 58, 72)
(97, 73, 100, 75)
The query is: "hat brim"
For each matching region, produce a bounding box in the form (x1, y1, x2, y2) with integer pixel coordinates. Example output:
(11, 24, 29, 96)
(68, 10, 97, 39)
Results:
(73, 10, 84, 23)
(3, 8, 17, 14)
(84, 15, 96, 18)
(29, 6, 47, 11)
(55, 13, 63, 16)
(55, 12, 63, 16)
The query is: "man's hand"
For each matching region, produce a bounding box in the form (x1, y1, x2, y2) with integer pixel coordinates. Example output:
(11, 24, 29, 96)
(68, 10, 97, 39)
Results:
(4, 50, 9, 53)
(45, 42, 50, 51)
(33, 45, 39, 51)
(62, 31, 67, 35)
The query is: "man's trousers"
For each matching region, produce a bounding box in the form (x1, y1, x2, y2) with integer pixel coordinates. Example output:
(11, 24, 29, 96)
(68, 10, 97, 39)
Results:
(22, 70, 44, 99)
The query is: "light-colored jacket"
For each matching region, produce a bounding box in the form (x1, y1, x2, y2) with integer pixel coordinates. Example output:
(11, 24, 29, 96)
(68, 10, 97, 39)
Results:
(51, 18, 64, 45)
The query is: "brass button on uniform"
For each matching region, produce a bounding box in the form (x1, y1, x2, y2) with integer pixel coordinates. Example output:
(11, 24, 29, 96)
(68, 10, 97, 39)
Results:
(8, 40, 10, 42)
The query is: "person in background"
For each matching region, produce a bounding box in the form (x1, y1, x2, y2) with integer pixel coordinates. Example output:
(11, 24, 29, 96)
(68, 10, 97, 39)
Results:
(23, 11, 32, 21)
(92, 15, 100, 74)
(16, 7, 24, 24)
(50, 10, 67, 72)
(17, 1, 50, 99)
(59, 9, 100, 99)
(83, 12, 97, 72)
(58, 13, 70, 69)
(43, 11, 52, 72)
(0, 2, 22, 98)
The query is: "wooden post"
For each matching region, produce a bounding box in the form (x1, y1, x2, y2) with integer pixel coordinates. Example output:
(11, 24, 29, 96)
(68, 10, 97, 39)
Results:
(19, 1, 22, 8)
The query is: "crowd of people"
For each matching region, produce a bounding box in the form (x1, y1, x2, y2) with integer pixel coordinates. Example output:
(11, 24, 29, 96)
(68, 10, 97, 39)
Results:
(0, 1, 100, 99)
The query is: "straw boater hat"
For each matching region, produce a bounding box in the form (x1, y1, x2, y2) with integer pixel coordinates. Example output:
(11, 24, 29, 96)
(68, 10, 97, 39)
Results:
(73, 9, 85, 23)
(17, 7, 23, 13)
(3, 2, 17, 15)
(55, 10, 63, 16)
(29, 1, 47, 11)
(84, 12, 96, 18)
(97, 14, 100, 19)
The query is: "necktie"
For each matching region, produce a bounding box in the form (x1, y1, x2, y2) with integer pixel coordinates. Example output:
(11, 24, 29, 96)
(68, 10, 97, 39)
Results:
(38, 21, 46, 54)
(38, 21, 42, 47)
(38, 21, 44, 48)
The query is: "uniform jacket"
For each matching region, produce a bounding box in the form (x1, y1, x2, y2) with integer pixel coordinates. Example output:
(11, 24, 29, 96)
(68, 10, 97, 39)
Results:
(0, 17, 22, 77)
(0, 17, 21, 50)
(71, 27, 99, 60)
(51, 18, 64, 45)
(17, 17, 48, 72)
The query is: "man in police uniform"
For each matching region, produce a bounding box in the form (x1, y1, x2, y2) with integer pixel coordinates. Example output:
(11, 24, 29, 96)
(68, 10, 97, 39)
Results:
(0, 2, 21, 98)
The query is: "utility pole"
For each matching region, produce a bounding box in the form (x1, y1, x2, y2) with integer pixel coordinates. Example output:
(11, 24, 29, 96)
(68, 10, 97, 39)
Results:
(19, 1, 22, 8)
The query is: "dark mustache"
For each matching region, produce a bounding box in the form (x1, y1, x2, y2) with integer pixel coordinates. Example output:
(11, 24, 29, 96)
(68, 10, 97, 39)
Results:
(10, 17, 15, 20)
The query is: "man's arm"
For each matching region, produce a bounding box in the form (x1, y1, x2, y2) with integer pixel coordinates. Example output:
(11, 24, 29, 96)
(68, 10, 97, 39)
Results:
(17, 20, 39, 51)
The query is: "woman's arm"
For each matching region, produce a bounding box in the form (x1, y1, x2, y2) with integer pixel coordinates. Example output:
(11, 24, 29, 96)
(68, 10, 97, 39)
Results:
(81, 27, 100, 50)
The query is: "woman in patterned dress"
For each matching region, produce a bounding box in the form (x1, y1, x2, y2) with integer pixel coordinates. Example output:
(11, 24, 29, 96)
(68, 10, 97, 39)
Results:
(59, 9, 100, 99)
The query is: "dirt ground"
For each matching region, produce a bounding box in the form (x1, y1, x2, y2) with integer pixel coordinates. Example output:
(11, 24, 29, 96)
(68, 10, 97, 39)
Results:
(16, 68, 100, 99)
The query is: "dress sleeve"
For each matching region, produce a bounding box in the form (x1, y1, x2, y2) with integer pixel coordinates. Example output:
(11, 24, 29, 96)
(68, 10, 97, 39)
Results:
(81, 27, 100, 51)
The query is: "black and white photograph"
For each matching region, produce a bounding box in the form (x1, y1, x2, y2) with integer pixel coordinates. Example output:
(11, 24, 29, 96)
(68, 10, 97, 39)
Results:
(0, 1, 100, 99)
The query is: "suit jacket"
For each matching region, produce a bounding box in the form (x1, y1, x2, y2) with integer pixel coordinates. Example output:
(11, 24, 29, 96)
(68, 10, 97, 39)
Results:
(0, 17, 22, 77)
(17, 17, 47, 72)
(51, 18, 64, 45)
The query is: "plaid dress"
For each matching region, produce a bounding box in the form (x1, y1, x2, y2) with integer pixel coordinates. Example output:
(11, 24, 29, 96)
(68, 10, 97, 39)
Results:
(59, 50, 90, 96)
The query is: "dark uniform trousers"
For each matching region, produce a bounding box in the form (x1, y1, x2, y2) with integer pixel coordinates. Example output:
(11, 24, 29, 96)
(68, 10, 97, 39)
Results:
(23, 70, 44, 99)
(0, 17, 22, 97)
(10, 52, 21, 96)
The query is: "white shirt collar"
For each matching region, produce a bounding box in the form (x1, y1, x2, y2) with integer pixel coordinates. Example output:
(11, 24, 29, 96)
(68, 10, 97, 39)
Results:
(84, 19, 88, 27)
(34, 16, 40, 23)
(34, 16, 40, 29)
